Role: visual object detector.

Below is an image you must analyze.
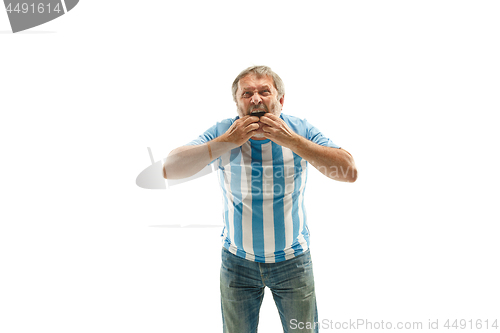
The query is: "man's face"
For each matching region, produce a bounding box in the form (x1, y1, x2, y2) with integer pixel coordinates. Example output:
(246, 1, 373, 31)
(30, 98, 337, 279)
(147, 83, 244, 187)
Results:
(236, 74, 284, 138)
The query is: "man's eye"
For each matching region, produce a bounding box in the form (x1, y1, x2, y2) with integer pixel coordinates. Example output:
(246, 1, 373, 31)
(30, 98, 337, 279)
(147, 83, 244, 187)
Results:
(261, 90, 270, 95)
(242, 92, 251, 97)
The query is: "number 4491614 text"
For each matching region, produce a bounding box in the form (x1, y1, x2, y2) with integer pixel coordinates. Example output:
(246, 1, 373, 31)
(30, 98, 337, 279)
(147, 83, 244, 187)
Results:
(6, 2, 62, 14)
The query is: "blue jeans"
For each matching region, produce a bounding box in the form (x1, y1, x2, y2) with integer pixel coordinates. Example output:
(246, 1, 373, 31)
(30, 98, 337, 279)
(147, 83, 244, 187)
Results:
(220, 247, 318, 333)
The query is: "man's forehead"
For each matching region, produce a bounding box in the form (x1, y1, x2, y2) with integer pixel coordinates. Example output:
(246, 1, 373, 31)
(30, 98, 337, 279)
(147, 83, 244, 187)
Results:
(238, 74, 275, 90)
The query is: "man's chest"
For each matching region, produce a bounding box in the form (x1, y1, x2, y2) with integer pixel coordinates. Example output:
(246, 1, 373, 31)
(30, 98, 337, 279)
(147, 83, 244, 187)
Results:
(218, 142, 307, 198)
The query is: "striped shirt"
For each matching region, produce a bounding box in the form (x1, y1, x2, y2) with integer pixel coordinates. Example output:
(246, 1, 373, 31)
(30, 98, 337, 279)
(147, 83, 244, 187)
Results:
(186, 113, 340, 263)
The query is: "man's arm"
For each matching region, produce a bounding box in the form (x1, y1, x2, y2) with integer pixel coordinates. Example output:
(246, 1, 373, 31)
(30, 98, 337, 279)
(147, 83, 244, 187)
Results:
(162, 139, 232, 179)
(289, 139, 357, 182)
(163, 115, 260, 179)
(260, 114, 357, 182)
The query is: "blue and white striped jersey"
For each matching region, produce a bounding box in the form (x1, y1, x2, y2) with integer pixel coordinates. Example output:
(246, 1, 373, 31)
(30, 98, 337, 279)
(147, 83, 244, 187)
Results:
(186, 113, 340, 263)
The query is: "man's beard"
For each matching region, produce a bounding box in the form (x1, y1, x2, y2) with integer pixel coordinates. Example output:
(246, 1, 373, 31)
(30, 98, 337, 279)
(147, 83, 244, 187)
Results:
(237, 99, 282, 138)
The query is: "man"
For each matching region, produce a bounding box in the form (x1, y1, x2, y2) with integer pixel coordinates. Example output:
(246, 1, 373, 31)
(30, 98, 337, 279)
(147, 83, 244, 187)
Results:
(163, 66, 357, 333)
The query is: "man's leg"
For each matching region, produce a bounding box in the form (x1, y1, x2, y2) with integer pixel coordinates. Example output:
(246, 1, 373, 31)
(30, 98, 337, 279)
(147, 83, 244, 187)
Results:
(220, 247, 265, 333)
(267, 250, 318, 333)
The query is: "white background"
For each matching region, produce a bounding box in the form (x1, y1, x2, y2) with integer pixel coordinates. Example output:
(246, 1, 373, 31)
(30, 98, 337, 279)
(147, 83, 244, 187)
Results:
(1, 1, 499, 332)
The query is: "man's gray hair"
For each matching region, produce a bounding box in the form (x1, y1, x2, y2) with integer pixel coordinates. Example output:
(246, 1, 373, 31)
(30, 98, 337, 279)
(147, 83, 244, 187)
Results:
(232, 65, 285, 102)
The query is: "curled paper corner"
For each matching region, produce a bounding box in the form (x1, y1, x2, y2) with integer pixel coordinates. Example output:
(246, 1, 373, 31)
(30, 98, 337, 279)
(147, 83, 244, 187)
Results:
(4, 0, 80, 33)
(136, 159, 167, 190)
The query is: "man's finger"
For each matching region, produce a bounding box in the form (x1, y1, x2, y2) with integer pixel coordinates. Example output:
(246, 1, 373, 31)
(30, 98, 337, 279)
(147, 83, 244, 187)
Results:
(258, 116, 273, 125)
(261, 124, 273, 133)
(244, 127, 259, 140)
(242, 115, 260, 125)
(245, 122, 260, 132)
(262, 113, 278, 120)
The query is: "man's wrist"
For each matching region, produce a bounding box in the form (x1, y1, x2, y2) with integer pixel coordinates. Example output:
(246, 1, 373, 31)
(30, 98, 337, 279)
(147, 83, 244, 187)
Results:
(210, 135, 238, 157)
(286, 133, 304, 151)
(213, 135, 228, 144)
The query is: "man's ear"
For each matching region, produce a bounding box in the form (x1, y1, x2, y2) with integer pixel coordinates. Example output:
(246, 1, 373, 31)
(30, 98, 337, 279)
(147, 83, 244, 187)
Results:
(279, 94, 285, 107)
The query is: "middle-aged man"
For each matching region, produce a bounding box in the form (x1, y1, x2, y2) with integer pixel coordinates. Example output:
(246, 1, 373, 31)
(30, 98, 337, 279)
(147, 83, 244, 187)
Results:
(163, 66, 357, 333)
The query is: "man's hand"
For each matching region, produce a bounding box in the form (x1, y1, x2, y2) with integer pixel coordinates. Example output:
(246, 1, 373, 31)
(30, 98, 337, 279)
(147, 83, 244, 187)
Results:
(219, 115, 260, 146)
(260, 113, 299, 148)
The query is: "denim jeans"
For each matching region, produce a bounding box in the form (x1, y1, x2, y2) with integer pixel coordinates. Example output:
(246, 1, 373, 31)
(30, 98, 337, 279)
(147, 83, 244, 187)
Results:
(220, 247, 318, 333)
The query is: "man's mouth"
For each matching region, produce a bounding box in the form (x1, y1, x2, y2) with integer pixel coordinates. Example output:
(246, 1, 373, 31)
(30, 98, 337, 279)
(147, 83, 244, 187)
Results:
(251, 110, 266, 117)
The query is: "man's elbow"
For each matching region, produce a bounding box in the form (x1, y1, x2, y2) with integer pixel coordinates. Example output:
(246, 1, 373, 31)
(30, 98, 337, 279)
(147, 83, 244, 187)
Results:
(346, 166, 357, 183)
(163, 159, 175, 179)
(163, 149, 178, 179)
(337, 148, 357, 182)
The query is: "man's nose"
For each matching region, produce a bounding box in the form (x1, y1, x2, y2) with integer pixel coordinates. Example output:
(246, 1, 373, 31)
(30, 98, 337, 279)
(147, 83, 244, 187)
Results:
(251, 93, 262, 105)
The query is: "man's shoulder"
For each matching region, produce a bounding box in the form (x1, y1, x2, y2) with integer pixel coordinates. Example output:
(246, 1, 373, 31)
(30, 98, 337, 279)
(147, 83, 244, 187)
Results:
(214, 116, 237, 131)
(218, 116, 237, 125)
(281, 113, 310, 132)
(204, 116, 238, 133)
(281, 113, 308, 124)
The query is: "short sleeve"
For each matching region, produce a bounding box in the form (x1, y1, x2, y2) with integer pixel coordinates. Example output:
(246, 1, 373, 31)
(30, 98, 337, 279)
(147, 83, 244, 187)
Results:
(185, 124, 218, 146)
(185, 118, 235, 146)
(183, 118, 236, 166)
(305, 120, 341, 149)
(282, 114, 340, 149)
